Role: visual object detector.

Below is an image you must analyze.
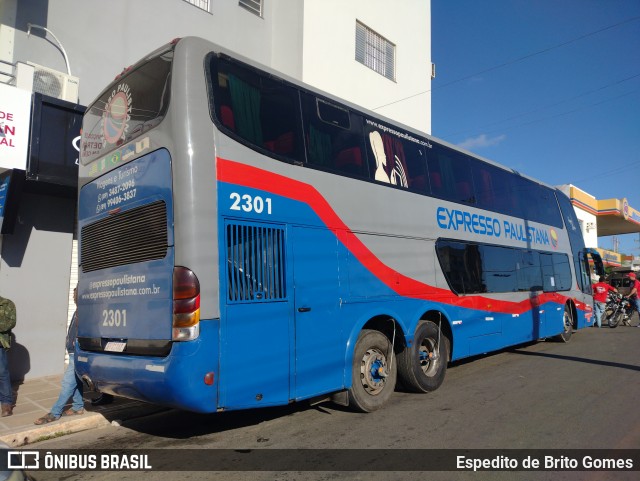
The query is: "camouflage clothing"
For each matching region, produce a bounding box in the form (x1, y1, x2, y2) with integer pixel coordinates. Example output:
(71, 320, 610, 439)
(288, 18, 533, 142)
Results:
(0, 295, 15, 409)
(0, 296, 17, 349)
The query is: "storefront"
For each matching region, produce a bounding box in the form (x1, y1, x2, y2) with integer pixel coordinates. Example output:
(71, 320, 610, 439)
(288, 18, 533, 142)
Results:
(0, 81, 84, 380)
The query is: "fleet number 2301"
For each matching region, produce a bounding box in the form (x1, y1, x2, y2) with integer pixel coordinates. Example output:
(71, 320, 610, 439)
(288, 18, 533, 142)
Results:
(229, 193, 272, 215)
(103, 309, 127, 327)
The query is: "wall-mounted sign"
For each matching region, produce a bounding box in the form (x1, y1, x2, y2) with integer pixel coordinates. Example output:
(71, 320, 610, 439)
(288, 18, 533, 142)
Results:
(0, 83, 32, 170)
(28, 93, 85, 189)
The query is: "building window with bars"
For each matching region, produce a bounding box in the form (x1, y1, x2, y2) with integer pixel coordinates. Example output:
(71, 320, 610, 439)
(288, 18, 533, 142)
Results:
(183, 0, 210, 12)
(355, 21, 396, 81)
(239, 0, 263, 17)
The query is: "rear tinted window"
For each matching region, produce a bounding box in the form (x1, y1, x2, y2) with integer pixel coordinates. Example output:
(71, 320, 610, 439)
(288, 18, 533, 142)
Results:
(80, 49, 173, 165)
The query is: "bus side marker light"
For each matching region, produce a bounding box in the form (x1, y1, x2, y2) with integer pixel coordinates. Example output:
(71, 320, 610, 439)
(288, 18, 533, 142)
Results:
(145, 364, 165, 373)
(204, 372, 215, 385)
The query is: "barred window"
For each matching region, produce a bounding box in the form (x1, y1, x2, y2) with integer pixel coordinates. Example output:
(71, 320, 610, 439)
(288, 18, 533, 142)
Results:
(239, 0, 263, 17)
(356, 21, 396, 81)
(183, 0, 210, 12)
(226, 222, 286, 302)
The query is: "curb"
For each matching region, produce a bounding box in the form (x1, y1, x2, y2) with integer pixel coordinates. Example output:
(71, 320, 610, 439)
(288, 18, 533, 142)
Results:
(0, 413, 110, 447)
(0, 404, 169, 447)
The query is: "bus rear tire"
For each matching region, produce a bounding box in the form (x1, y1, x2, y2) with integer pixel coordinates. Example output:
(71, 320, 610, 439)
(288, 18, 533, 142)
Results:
(397, 321, 448, 393)
(347, 329, 397, 413)
(556, 306, 573, 342)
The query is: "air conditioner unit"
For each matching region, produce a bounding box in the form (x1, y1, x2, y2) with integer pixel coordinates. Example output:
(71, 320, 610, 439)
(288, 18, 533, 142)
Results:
(26, 62, 79, 103)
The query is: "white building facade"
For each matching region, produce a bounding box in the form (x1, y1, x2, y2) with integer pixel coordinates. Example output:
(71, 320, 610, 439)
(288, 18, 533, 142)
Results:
(0, 0, 432, 379)
(3, 0, 431, 132)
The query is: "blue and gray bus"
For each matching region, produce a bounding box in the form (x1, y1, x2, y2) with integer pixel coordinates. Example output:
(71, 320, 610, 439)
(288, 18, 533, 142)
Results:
(76, 37, 603, 413)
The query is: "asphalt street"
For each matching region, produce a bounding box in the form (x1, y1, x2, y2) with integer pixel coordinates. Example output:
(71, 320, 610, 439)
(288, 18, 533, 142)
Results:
(27, 325, 640, 481)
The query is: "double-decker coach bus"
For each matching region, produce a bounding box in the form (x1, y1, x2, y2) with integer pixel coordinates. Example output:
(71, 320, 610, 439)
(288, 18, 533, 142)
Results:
(76, 37, 603, 413)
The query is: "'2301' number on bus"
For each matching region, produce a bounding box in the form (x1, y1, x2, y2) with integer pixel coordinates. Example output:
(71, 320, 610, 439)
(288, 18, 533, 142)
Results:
(103, 309, 127, 327)
(230, 193, 272, 214)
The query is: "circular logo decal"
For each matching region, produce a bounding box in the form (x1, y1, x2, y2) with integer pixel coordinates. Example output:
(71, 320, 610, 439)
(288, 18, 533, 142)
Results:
(550, 229, 559, 249)
(622, 198, 629, 220)
(102, 84, 132, 145)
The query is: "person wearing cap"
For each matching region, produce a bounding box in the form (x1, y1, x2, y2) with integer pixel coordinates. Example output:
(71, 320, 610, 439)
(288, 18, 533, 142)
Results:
(592, 276, 617, 328)
(627, 272, 640, 326)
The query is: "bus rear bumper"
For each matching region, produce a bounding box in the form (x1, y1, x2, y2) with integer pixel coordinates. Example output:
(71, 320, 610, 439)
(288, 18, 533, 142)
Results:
(75, 319, 219, 413)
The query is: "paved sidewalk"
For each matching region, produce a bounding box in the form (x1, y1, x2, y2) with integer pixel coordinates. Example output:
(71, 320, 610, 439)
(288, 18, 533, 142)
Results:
(0, 374, 167, 447)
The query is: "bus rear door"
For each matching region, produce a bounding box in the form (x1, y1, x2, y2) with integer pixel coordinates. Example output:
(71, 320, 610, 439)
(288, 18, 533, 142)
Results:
(220, 221, 291, 409)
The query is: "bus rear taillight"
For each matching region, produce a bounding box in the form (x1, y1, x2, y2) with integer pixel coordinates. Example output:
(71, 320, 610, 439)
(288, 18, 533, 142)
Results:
(173, 266, 200, 341)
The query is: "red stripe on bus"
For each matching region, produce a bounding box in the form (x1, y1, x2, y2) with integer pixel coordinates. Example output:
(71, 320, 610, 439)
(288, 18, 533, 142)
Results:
(217, 158, 578, 315)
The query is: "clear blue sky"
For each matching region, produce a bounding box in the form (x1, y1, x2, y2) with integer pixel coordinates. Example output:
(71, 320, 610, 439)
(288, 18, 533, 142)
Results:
(430, 0, 640, 255)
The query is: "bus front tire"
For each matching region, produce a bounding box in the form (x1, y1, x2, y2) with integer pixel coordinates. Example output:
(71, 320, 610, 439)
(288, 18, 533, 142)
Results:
(556, 306, 573, 342)
(347, 329, 397, 413)
(397, 321, 448, 393)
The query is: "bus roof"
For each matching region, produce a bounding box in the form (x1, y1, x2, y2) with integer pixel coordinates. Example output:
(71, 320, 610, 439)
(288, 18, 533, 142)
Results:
(87, 36, 557, 192)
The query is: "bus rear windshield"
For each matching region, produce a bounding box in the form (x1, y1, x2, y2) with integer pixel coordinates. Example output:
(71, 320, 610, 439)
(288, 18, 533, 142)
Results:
(80, 49, 173, 165)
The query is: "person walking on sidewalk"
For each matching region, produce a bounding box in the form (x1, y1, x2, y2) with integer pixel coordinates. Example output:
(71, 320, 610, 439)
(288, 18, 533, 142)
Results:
(34, 287, 85, 425)
(0, 294, 17, 417)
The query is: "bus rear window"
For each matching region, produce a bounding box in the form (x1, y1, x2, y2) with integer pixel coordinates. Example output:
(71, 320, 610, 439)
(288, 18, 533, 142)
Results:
(80, 50, 173, 165)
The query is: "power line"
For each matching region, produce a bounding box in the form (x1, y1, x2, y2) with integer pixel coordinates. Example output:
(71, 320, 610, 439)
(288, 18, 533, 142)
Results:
(571, 154, 640, 185)
(440, 73, 640, 138)
(446, 87, 640, 152)
(372, 15, 640, 111)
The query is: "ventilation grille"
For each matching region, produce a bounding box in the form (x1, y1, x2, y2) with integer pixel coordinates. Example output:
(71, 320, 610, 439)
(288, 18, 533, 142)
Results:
(226, 223, 286, 302)
(81, 201, 168, 273)
(33, 70, 63, 98)
(27, 62, 79, 102)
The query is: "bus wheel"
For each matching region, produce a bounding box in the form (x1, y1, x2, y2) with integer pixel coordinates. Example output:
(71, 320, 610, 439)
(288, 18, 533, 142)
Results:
(348, 329, 397, 413)
(556, 306, 573, 342)
(397, 321, 448, 393)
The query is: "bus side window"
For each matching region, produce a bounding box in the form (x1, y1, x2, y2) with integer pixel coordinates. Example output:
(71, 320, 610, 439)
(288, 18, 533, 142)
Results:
(301, 93, 368, 179)
(552, 253, 573, 291)
(211, 57, 303, 163)
(363, 121, 427, 193)
(405, 148, 428, 193)
(471, 160, 518, 217)
(516, 178, 563, 228)
(427, 144, 475, 205)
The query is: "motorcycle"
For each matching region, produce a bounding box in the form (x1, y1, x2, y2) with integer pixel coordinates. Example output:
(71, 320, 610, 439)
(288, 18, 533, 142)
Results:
(605, 291, 634, 328)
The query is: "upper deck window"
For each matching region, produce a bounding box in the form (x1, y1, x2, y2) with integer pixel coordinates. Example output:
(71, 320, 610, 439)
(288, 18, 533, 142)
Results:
(363, 118, 428, 193)
(301, 93, 368, 178)
(209, 55, 303, 164)
(81, 50, 173, 165)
